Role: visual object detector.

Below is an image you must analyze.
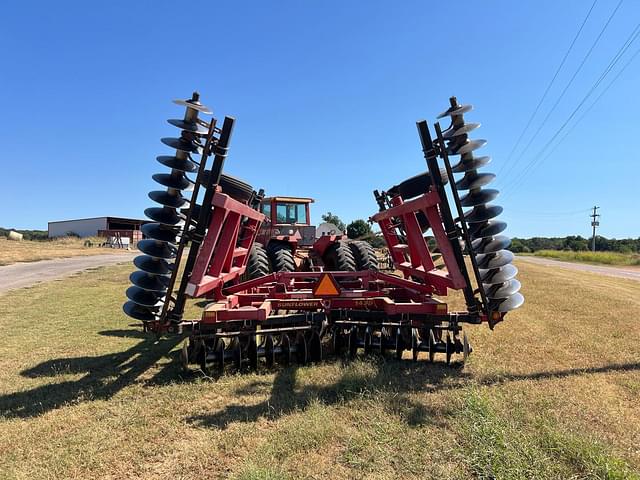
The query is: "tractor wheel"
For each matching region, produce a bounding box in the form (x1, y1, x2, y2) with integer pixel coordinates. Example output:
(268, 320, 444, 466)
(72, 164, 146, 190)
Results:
(244, 243, 271, 280)
(323, 241, 357, 271)
(267, 242, 296, 272)
(349, 240, 379, 271)
(199, 172, 254, 204)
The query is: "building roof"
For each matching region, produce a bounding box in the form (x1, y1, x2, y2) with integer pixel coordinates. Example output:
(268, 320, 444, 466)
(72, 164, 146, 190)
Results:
(48, 216, 148, 225)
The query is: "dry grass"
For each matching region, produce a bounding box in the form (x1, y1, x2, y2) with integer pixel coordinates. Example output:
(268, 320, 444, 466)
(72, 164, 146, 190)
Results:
(0, 261, 639, 479)
(533, 249, 640, 266)
(0, 236, 125, 266)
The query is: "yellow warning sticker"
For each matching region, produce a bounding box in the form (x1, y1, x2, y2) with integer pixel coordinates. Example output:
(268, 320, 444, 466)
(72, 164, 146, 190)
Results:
(313, 273, 341, 297)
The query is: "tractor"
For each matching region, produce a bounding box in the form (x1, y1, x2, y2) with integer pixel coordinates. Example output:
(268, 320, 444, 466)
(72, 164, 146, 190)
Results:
(245, 195, 379, 279)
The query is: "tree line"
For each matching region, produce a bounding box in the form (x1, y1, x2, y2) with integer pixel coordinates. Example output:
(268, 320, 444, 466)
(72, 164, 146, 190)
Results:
(510, 235, 640, 253)
(321, 213, 639, 254)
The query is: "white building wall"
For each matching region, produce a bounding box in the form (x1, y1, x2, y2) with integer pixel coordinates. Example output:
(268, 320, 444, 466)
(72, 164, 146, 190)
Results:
(48, 218, 109, 238)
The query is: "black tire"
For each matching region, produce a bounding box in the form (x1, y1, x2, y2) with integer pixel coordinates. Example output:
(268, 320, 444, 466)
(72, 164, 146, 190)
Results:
(200, 171, 254, 204)
(349, 240, 379, 271)
(267, 242, 296, 272)
(387, 168, 448, 199)
(323, 241, 357, 271)
(244, 243, 271, 280)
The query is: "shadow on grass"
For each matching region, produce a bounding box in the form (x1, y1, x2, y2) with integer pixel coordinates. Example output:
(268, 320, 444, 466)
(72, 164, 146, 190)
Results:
(0, 330, 183, 419)
(187, 358, 640, 430)
(188, 358, 469, 429)
(4, 327, 640, 425)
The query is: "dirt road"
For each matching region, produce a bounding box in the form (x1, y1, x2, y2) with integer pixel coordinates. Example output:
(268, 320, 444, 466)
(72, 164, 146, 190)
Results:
(0, 253, 136, 294)
(517, 255, 640, 281)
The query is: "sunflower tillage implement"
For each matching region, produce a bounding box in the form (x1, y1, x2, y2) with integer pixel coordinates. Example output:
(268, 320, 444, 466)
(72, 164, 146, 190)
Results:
(123, 93, 523, 373)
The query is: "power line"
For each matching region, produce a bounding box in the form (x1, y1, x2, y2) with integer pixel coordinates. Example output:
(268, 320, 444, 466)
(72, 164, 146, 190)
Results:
(497, 0, 598, 177)
(511, 44, 640, 183)
(502, 20, 640, 196)
(500, 0, 624, 184)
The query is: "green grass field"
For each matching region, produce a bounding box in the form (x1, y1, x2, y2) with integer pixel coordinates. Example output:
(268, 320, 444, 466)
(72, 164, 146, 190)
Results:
(533, 249, 640, 266)
(0, 262, 639, 479)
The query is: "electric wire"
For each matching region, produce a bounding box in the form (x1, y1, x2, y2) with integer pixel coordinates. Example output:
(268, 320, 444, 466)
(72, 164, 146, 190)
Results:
(497, 0, 598, 177)
(500, 0, 624, 184)
(502, 20, 640, 197)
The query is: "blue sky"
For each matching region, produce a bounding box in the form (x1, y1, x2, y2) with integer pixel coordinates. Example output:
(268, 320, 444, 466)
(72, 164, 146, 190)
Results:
(1, 0, 638, 238)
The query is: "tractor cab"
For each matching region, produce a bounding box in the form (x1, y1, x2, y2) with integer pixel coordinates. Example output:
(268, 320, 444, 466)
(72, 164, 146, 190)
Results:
(257, 196, 317, 247)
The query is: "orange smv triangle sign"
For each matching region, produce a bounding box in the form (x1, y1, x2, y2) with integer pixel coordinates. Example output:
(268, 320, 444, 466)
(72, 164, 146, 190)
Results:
(313, 272, 341, 297)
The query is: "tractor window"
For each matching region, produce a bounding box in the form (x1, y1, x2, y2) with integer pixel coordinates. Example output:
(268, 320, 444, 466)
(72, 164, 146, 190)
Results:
(261, 203, 271, 221)
(275, 203, 307, 224)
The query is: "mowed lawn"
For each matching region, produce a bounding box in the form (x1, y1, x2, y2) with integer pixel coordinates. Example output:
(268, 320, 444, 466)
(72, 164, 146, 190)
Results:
(0, 261, 639, 479)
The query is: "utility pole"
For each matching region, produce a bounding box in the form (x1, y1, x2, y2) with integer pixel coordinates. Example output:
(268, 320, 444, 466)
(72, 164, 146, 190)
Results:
(590, 206, 600, 252)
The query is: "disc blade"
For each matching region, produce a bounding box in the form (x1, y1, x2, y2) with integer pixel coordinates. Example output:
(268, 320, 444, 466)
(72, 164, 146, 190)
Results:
(485, 279, 521, 299)
(476, 249, 514, 269)
(126, 286, 165, 307)
(129, 271, 170, 292)
(144, 207, 185, 227)
(167, 119, 209, 135)
(463, 204, 503, 223)
(156, 155, 198, 173)
(148, 190, 189, 209)
(460, 188, 499, 207)
(161, 137, 203, 154)
(173, 98, 212, 114)
(480, 263, 518, 284)
(452, 155, 491, 173)
(449, 139, 486, 156)
(152, 173, 194, 191)
(137, 239, 177, 259)
(492, 292, 525, 312)
(437, 103, 473, 118)
(444, 122, 481, 138)
(140, 223, 179, 243)
(456, 172, 496, 190)
(470, 220, 508, 239)
(123, 301, 157, 321)
(133, 255, 173, 275)
(472, 235, 511, 254)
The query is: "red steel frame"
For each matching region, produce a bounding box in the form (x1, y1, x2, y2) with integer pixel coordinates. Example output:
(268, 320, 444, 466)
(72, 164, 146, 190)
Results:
(185, 190, 265, 298)
(179, 184, 488, 329)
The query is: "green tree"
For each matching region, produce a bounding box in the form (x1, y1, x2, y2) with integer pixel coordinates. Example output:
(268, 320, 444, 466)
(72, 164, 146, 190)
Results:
(346, 219, 372, 239)
(321, 212, 346, 232)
